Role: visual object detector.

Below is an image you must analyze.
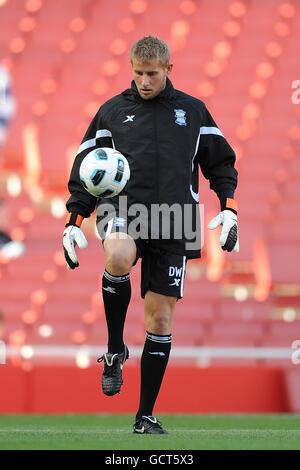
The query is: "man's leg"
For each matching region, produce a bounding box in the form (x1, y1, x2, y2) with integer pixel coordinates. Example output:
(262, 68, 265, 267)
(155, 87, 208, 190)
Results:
(102, 232, 136, 353)
(133, 249, 187, 433)
(99, 232, 136, 396)
(135, 292, 176, 426)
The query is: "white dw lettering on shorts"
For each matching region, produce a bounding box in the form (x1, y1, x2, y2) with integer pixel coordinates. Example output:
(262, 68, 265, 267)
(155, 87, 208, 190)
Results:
(169, 266, 183, 277)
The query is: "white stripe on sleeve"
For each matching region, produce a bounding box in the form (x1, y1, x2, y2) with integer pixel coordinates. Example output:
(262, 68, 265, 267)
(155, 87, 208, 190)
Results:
(190, 126, 224, 202)
(76, 129, 112, 155)
(199, 126, 224, 137)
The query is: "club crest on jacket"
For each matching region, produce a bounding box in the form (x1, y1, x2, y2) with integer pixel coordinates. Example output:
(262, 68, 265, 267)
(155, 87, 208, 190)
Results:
(174, 109, 187, 126)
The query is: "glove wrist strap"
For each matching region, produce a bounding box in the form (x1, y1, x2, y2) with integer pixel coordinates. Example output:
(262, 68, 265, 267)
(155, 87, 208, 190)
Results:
(220, 198, 238, 215)
(65, 213, 84, 228)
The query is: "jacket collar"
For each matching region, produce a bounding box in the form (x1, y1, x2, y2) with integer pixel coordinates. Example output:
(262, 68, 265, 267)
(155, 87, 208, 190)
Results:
(122, 77, 177, 102)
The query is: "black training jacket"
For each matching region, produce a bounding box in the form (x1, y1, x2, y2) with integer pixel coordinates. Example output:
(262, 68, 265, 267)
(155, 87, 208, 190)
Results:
(66, 78, 237, 258)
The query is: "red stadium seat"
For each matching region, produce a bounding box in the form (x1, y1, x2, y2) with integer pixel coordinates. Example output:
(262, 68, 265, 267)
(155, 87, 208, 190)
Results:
(209, 321, 264, 342)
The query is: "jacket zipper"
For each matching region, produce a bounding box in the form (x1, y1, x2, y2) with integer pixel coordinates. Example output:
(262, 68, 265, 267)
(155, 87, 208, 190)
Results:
(153, 101, 160, 204)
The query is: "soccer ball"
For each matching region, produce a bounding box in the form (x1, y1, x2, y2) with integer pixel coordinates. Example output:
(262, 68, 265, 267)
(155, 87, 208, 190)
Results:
(79, 147, 130, 198)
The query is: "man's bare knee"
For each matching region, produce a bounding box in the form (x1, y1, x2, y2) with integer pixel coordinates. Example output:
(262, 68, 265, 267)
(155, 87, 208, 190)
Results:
(150, 312, 171, 332)
(144, 291, 177, 334)
(104, 235, 136, 275)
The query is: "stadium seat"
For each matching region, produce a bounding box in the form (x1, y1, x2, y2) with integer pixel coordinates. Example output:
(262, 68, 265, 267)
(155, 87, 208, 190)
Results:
(209, 321, 264, 342)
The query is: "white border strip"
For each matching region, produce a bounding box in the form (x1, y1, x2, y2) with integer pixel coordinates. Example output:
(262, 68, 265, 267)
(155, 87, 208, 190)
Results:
(5, 346, 293, 360)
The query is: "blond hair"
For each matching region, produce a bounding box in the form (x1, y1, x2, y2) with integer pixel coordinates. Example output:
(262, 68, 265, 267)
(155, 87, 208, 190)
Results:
(131, 36, 170, 66)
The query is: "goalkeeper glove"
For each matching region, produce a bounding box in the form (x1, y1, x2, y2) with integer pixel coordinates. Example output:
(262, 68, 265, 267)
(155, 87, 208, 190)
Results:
(63, 214, 88, 269)
(208, 209, 239, 253)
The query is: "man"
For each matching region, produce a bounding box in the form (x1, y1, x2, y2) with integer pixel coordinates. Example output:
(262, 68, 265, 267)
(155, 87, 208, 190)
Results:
(63, 36, 238, 434)
(0, 198, 25, 260)
(0, 63, 16, 149)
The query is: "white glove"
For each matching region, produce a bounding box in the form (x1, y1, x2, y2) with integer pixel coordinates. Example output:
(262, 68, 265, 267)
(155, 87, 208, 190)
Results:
(63, 225, 88, 269)
(208, 210, 239, 252)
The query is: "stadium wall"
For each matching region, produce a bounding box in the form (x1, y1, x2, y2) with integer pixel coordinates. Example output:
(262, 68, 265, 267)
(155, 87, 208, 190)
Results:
(1, 365, 298, 413)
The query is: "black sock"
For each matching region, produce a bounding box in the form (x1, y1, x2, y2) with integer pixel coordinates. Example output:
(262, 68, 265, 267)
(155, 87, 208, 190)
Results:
(102, 270, 131, 353)
(136, 331, 172, 421)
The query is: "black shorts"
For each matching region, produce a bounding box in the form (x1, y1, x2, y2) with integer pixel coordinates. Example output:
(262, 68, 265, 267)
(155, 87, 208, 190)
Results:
(97, 213, 187, 299)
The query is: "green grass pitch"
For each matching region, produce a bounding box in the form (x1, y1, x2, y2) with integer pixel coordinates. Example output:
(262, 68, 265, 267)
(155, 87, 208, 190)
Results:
(0, 414, 300, 450)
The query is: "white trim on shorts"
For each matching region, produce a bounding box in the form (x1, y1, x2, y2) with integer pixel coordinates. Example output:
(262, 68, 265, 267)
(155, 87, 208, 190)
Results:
(180, 256, 187, 298)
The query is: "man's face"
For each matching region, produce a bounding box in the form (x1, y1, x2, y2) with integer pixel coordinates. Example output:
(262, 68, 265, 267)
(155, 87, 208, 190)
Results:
(132, 58, 173, 100)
